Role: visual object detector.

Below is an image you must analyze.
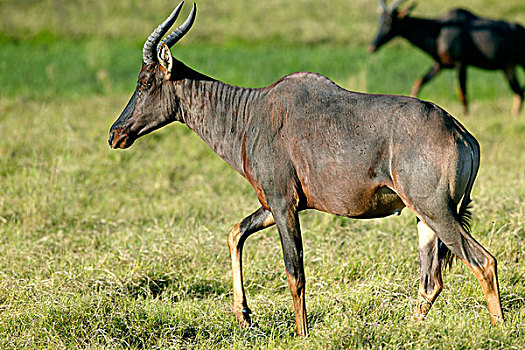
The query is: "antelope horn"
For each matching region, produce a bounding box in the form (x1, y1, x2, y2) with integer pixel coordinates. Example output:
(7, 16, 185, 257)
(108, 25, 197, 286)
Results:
(378, 0, 387, 11)
(158, 2, 197, 50)
(390, 0, 408, 11)
(142, 1, 185, 65)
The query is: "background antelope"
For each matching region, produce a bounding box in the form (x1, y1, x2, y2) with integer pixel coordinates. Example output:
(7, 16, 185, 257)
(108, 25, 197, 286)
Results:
(370, 0, 525, 115)
(108, 2, 503, 336)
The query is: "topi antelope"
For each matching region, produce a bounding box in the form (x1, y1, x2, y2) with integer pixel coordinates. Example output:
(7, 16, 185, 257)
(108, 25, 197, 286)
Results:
(370, 0, 525, 115)
(108, 2, 503, 336)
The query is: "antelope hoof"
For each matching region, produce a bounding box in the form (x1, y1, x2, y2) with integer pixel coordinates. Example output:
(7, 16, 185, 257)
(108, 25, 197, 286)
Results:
(233, 307, 252, 327)
(490, 313, 504, 325)
(409, 311, 426, 325)
(409, 298, 433, 324)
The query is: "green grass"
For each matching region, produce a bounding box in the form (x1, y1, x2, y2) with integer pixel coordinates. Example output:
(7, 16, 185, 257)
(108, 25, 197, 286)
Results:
(2, 38, 522, 108)
(1, 0, 525, 348)
(2, 0, 524, 45)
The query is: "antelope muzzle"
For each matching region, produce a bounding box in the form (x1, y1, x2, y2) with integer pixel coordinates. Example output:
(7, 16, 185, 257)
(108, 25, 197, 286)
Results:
(108, 126, 136, 149)
(109, 90, 138, 149)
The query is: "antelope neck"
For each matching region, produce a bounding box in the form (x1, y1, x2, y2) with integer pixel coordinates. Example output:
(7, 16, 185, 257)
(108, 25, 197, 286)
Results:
(176, 76, 265, 175)
(397, 17, 442, 60)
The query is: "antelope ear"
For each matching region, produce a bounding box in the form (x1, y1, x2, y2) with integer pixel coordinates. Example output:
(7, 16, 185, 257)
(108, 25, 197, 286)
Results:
(157, 43, 173, 80)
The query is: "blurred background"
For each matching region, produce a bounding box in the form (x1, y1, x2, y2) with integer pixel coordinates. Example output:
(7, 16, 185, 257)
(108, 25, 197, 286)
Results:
(2, 0, 524, 101)
(2, 0, 524, 44)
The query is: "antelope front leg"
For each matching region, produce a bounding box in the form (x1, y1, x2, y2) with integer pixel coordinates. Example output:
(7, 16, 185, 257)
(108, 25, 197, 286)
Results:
(411, 62, 442, 97)
(272, 203, 308, 336)
(457, 63, 469, 114)
(503, 66, 524, 116)
(227, 207, 275, 327)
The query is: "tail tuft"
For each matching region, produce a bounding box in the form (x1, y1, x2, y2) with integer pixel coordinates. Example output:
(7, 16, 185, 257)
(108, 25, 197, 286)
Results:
(458, 197, 473, 234)
(439, 240, 454, 271)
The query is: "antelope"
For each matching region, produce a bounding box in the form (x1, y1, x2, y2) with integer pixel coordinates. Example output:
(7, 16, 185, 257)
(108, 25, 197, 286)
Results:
(108, 2, 503, 336)
(370, 0, 525, 115)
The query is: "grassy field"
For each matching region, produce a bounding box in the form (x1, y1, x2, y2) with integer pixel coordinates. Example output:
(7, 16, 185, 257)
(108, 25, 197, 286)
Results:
(1, 0, 525, 348)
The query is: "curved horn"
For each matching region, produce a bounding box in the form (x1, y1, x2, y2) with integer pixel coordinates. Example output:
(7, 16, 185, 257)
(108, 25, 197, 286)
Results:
(390, 0, 407, 10)
(142, 2, 185, 65)
(158, 2, 197, 50)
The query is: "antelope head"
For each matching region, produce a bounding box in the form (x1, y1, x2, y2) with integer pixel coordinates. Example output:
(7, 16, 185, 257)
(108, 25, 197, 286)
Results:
(369, 0, 416, 52)
(109, 2, 197, 149)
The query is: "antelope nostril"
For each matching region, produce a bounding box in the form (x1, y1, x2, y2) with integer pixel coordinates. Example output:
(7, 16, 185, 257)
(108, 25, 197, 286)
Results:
(108, 132, 115, 147)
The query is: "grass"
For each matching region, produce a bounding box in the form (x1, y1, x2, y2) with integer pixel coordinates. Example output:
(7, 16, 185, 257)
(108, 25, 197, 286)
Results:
(1, 40, 524, 349)
(1, 0, 524, 45)
(1, 0, 525, 348)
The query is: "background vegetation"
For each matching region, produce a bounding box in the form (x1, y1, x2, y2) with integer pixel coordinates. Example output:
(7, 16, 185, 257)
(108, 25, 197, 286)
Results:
(0, 0, 524, 348)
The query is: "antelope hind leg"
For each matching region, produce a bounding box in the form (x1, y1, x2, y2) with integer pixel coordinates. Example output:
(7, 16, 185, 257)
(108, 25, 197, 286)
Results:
(411, 220, 444, 322)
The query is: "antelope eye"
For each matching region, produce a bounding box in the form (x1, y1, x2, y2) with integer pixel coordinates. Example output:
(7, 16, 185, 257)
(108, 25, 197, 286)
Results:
(139, 81, 152, 90)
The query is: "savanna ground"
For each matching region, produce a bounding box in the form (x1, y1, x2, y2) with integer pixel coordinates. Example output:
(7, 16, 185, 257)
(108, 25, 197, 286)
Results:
(0, 0, 524, 348)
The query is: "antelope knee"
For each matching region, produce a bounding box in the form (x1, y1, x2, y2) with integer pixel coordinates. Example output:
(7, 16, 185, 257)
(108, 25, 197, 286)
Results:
(227, 222, 242, 250)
